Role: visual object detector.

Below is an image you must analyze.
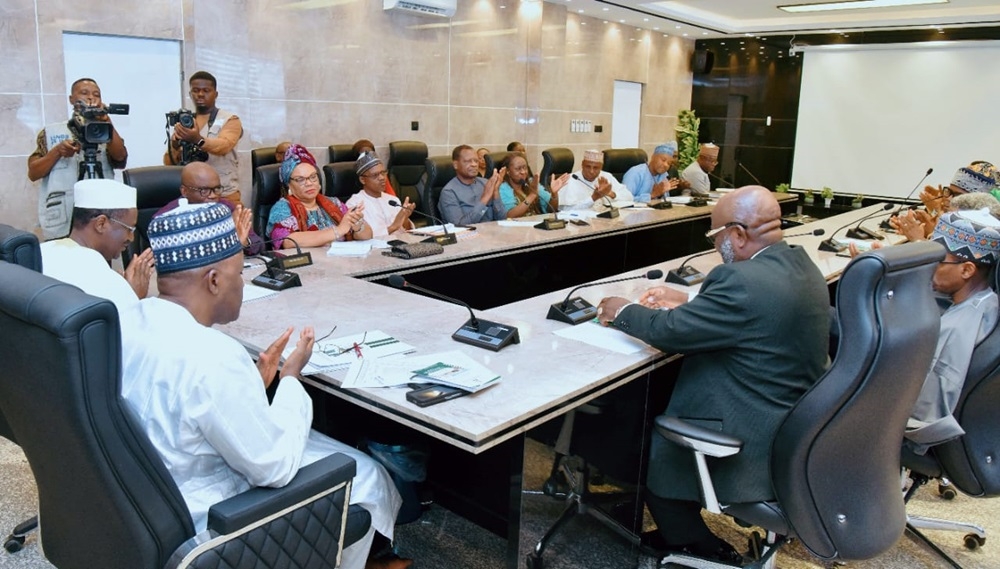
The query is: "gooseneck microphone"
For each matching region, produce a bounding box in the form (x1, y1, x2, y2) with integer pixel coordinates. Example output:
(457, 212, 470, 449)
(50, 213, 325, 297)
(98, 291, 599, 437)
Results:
(525, 177, 566, 230)
(388, 274, 519, 351)
(819, 204, 894, 253)
(708, 171, 734, 188)
(737, 162, 763, 186)
(880, 167, 934, 230)
(389, 199, 457, 245)
(547, 269, 664, 325)
(574, 174, 620, 219)
(784, 228, 825, 238)
(665, 249, 717, 286)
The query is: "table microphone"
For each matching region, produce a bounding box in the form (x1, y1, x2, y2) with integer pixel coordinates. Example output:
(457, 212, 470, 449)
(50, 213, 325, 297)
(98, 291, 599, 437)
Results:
(389, 199, 457, 245)
(785, 228, 825, 238)
(259, 236, 313, 270)
(528, 179, 567, 230)
(572, 174, 619, 219)
(665, 249, 716, 286)
(547, 269, 663, 325)
(388, 274, 519, 351)
(737, 162, 763, 186)
(880, 167, 933, 230)
(819, 204, 893, 253)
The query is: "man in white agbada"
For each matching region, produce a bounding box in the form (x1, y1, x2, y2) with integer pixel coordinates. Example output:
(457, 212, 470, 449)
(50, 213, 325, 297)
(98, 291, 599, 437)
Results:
(558, 149, 633, 211)
(118, 202, 408, 569)
(346, 151, 415, 237)
(39, 178, 155, 312)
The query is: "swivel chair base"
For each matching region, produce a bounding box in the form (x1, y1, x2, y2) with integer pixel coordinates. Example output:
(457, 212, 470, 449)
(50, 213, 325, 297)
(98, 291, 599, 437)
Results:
(4, 515, 38, 553)
(904, 470, 987, 569)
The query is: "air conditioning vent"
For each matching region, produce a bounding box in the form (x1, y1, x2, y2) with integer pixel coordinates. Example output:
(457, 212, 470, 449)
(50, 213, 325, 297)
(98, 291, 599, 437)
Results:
(383, 0, 457, 18)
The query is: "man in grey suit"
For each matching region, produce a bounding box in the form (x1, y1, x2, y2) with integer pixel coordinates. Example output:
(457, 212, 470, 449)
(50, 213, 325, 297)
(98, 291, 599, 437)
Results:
(598, 186, 830, 562)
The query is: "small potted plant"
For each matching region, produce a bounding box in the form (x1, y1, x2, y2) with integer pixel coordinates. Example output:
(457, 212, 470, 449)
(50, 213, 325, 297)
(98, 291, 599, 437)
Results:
(775, 183, 790, 194)
(821, 187, 834, 208)
(802, 189, 815, 205)
(852, 194, 864, 209)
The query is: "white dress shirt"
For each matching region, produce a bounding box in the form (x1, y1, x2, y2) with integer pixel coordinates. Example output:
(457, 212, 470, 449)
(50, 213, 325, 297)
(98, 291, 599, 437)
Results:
(40, 238, 139, 312)
(346, 190, 409, 237)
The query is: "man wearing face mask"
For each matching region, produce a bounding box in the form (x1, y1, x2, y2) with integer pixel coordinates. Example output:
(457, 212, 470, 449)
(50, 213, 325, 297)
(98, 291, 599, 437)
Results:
(165, 71, 244, 204)
(596, 186, 829, 564)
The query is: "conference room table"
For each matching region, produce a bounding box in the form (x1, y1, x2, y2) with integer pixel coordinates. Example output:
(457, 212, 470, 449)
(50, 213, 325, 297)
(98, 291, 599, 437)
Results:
(219, 200, 895, 568)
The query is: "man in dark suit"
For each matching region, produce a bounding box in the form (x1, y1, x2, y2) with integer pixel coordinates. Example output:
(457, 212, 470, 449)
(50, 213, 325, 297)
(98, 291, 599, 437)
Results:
(597, 186, 830, 562)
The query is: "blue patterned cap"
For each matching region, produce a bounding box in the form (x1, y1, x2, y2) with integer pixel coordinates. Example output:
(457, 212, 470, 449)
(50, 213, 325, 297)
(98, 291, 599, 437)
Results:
(932, 208, 1000, 265)
(148, 201, 241, 274)
(951, 162, 999, 194)
(653, 142, 677, 157)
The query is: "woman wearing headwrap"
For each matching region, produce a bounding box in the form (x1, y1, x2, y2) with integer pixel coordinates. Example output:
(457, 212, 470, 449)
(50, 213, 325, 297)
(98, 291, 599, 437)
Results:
(266, 144, 372, 249)
(497, 152, 569, 219)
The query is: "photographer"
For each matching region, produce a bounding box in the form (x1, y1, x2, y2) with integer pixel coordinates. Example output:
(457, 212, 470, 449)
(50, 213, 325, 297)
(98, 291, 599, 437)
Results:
(28, 77, 128, 240)
(164, 71, 244, 204)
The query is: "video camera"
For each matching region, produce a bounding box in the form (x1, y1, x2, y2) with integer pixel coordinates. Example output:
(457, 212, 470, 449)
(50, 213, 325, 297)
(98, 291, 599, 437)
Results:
(165, 108, 208, 164)
(67, 101, 129, 146)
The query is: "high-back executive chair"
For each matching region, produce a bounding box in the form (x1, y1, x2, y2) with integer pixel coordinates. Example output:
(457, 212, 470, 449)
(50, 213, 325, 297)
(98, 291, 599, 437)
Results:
(903, 262, 1000, 566)
(252, 163, 283, 244)
(0, 263, 371, 568)
(539, 148, 574, 188)
(329, 144, 359, 164)
(483, 151, 511, 179)
(419, 156, 456, 222)
(601, 148, 647, 183)
(647, 242, 945, 569)
(0, 224, 42, 553)
(323, 162, 361, 204)
(121, 165, 184, 265)
(387, 141, 427, 222)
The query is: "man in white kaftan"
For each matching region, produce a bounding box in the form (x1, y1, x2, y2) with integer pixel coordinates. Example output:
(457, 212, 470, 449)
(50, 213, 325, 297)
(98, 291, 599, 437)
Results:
(119, 202, 404, 569)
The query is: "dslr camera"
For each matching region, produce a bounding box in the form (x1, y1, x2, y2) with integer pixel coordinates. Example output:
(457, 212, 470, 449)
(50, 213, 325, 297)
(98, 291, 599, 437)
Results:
(67, 101, 129, 146)
(165, 108, 208, 164)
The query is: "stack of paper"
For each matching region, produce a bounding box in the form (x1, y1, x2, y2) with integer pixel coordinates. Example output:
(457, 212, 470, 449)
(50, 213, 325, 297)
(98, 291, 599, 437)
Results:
(342, 350, 501, 392)
(409, 224, 471, 237)
(327, 241, 373, 257)
(243, 284, 279, 304)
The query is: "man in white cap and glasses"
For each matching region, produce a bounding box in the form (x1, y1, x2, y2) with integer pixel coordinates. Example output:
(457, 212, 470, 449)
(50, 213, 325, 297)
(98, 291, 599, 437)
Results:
(559, 149, 633, 210)
(680, 143, 720, 197)
(346, 151, 415, 237)
(119, 202, 410, 569)
(623, 142, 681, 203)
(905, 208, 1000, 453)
(39, 178, 155, 312)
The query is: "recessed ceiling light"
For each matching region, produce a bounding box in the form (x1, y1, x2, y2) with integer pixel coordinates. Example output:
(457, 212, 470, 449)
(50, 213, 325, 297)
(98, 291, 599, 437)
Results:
(779, 0, 947, 12)
(643, 18, 649, 21)
(578, 8, 584, 12)
(675, 25, 681, 29)
(581, 21, 586, 25)
(602, 6, 609, 10)
(619, 19, 625, 23)
(702, 31, 708, 35)
(720, 41, 726, 44)
(682, 33, 688, 36)
(653, 27, 660, 30)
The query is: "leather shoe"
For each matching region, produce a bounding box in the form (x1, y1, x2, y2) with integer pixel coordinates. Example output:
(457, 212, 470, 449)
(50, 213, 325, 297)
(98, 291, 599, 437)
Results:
(365, 555, 414, 569)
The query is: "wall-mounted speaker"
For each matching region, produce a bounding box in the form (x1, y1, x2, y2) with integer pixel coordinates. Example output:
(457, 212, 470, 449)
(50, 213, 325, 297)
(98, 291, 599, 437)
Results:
(691, 49, 715, 74)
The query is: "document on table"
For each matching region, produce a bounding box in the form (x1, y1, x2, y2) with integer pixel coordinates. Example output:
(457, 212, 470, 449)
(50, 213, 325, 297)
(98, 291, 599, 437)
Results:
(342, 350, 501, 392)
(289, 330, 416, 375)
(409, 224, 471, 237)
(242, 284, 279, 303)
(563, 210, 599, 220)
(553, 320, 648, 355)
(327, 241, 372, 257)
(497, 220, 539, 228)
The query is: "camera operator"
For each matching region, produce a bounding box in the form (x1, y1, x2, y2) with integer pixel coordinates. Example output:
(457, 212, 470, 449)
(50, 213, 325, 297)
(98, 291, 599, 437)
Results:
(28, 77, 128, 240)
(164, 71, 244, 204)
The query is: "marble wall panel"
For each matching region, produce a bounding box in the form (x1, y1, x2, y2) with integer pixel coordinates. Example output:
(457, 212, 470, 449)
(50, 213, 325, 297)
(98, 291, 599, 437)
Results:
(0, 1, 42, 93)
(1, 157, 40, 233)
(1, 95, 44, 156)
(34, 0, 182, 95)
(645, 34, 694, 117)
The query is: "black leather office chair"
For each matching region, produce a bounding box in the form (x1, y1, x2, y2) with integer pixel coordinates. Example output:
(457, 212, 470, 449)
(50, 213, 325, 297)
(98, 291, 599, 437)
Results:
(540, 148, 575, 187)
(420, 156, 456, 221)
(903, 262, 1000, 566)
(0, 262, 372, 569)
(121, 166, 183, 265)
(329, 144, 359, 164)
(323, 162, 361, 204)
(0, 224, 42, 553)
(483, 151, 511, 179)
(387, 141, 427, 222)
(250, 147, 279, 174)
(252, 163, 283, 243)
(645, 242, 944, 569)
(601, 149, 647, 183)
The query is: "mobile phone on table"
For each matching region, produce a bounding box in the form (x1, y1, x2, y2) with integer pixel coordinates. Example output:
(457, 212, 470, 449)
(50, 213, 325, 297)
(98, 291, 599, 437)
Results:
(405, 385, 469, 407)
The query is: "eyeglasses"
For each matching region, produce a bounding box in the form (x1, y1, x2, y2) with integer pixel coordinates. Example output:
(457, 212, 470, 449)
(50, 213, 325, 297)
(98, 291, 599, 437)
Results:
(364, 169, 388, 179)
(313, 331, 368, 359)
(704, 221, 746, 246)
(290, 173, 320, 186)
(107, 216, 136, 234)
(182, 184, 224, 198)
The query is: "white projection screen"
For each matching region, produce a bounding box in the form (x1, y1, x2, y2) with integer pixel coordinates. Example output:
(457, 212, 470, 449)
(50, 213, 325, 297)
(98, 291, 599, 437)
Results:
(791, 41, 1000, 199)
